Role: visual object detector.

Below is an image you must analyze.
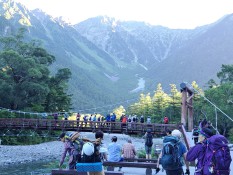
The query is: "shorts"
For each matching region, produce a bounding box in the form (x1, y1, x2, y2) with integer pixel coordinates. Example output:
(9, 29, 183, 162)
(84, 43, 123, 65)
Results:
(145, 145, 152, 154)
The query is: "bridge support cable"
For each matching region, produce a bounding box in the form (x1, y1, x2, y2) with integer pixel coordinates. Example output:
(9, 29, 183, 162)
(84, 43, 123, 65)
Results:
(189, 83, 233, 123)
(183, 82, 233, 134)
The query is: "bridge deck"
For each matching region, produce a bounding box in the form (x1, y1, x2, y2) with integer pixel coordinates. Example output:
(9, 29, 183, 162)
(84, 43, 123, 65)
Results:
(0, 118, 179, 135)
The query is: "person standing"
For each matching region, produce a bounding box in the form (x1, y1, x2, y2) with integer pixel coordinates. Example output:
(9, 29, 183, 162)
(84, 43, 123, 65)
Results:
(140, 115, 144, 123)
(83, 115, 88, 127)
(76, 113, 81, 127)
(108, 136, 122, 171)
(63, 112, 69, 120)
(186, 128, 214, 175)
(143, 129, 153, 159)
(192, 126, 199, 145)
(147, 116, 151, 124)
(59, 133, 76, 169)
(122, 138, 136, 159)
(79, 130, 105, 175)
(156, 129, 190, 175)
(163, 116, 169, 124)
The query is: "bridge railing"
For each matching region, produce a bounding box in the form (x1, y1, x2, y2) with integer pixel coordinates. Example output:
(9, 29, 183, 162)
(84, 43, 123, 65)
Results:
(0, 118, 179, 135)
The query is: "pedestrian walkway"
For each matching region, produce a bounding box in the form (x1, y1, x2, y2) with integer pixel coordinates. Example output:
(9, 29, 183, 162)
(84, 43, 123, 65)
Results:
(118, 166, 196, 175)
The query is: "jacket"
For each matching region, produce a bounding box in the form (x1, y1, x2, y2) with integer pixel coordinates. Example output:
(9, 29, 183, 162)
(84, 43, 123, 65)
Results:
(186, 141, 211, 175)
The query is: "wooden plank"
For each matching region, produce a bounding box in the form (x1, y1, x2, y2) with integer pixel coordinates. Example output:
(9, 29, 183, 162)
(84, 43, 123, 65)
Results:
(123, 158, 158, 162)
(103, 161, 156, 169)
(51, 169, 124, 175)
(51, 169, 87, 175)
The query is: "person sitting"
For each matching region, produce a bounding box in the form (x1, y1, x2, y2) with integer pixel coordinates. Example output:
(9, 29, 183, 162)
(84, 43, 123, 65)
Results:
(122, 138, 136, 160)
(107, 136, 122, 171)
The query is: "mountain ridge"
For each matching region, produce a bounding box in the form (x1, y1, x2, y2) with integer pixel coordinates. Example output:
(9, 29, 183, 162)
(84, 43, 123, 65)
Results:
(1, 0, 233, 112)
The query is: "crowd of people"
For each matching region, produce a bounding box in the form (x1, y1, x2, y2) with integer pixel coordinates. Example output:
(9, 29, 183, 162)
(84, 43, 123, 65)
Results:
(58, 130, 138, 174)
(51, 112, 170, 129)
(155, 119, 232, 175)
(57, 118, 231, 175)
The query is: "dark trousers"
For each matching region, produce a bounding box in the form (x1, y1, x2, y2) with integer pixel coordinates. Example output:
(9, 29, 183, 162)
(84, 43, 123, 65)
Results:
(166, 168, 184, 175)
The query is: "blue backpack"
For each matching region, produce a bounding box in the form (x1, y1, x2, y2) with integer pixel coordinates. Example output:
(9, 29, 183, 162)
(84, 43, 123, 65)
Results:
(203, 135, 232, 175)
(160, 136, 182, 170)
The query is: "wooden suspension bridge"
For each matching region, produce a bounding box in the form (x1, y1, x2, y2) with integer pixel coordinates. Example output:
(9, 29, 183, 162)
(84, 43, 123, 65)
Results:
(0, 118, 178, 135)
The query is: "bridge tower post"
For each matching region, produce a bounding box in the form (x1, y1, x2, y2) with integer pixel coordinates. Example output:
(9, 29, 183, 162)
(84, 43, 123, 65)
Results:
(180, 82, 194, 132)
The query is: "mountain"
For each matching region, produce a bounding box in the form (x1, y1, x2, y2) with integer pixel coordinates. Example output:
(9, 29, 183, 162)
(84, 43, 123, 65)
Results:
(0, 0, 140, 113)
(74, 15, 233, 90)
(1, 0, 233, 112)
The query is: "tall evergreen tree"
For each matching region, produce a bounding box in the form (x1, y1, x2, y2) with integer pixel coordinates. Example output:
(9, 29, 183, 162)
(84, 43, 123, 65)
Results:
(0, 28, 72, 112)
(167, 84, 181, 123)
(152, 83, 170, 123)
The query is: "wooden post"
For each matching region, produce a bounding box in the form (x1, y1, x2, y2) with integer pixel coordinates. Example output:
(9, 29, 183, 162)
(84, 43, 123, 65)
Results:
(187, 93, 193, 131)
(181, 89, 187, 128)
(180, 82, 194, 130)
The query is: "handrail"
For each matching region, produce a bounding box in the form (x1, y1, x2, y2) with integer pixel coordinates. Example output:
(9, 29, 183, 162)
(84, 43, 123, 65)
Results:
(0, 118, 179, 135)
(180, 124, 191, 150)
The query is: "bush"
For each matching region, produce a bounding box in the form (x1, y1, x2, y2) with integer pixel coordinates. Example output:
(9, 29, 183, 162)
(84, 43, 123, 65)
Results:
(137, 148, 159, 159)
(228, 128, 233, 143)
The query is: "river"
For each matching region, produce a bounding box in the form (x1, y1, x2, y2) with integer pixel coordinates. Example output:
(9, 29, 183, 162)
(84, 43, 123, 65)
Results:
(0, 160, 56, 175)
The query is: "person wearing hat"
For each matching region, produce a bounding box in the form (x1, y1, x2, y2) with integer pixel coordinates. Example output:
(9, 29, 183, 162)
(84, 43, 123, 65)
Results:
(186, 128, 214, 175)
(58, 132, 77, 169)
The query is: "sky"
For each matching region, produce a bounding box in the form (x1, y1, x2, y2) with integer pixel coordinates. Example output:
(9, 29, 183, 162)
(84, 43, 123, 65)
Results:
(15, 0, 233, 29)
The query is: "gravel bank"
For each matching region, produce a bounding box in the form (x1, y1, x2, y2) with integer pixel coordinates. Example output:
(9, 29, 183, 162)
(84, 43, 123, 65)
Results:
(0, 132, 163, 167)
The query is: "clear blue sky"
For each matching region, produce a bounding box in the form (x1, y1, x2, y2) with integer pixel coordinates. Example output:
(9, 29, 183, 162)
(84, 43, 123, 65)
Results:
(15, 0, 233, 29)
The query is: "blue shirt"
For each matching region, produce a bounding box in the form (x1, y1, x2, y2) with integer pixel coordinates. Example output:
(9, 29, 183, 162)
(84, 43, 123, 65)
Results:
(178, 141, 187, 167)
(108, 142, 121, 162)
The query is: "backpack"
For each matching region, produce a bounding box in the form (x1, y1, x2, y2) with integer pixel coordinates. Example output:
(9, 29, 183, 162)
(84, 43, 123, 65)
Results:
(145, 133, 153, 147)
(81, 141, 101, 163)
(204, 135, 232, 175)
(65, 132, 84, 162)
(160, 136, 182, 170)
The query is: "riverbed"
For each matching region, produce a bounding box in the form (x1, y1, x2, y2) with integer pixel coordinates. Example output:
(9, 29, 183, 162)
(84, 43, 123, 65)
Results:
(0, 132, 161, 174)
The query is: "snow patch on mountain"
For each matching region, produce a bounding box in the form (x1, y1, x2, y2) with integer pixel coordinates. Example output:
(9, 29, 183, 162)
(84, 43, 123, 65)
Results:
(130, 78, 145, 93)
(139, 64, 148, 70)
(104, 73, 119, 82)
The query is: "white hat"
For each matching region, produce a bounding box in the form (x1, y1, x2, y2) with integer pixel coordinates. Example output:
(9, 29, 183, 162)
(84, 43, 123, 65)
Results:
(171, 129, 182, 138)
(82, 142, 94, 156)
